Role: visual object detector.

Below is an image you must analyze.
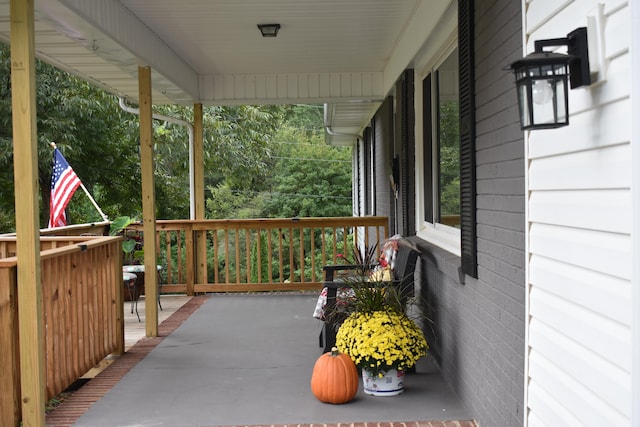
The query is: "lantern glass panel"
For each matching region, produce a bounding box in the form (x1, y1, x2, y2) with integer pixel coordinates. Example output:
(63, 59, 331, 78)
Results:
(516, 78, 532, 128)
(528, 74, 568, 129)
(513, 61, 570, 130)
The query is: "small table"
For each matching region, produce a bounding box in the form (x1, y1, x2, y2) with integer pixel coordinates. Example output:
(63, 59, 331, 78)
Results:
(122, 272, 140, 321)
(122, 265, 164, 315)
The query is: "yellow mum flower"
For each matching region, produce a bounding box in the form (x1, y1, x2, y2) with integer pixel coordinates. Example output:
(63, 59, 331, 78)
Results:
(335, 310, 428, 377)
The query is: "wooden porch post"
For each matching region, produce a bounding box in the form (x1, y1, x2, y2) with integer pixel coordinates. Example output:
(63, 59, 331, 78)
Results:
(193, 103, 205, 293)
(138, 66, 158, 336)
(193, 103, 205, 220)
(10, 0, 46, 425)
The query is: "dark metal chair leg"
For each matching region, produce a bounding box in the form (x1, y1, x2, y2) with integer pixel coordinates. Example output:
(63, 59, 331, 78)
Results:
(126, 279, 140, 322)
(157, 266, 163, 311)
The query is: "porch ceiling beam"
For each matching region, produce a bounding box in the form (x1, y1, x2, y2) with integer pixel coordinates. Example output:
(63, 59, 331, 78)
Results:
(383, 0, 454, 91)
(198, 72, 386, 105)
(36, 0, 199, 102)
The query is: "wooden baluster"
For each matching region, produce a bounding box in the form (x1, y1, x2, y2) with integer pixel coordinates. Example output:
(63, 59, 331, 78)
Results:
(213, 230, 219, 284)
(343, 226, 348, 260)
(364, 226, 370, 252)
(321, 227, 327, 272)
(310, 227, 316, 282)
(354, 225, 359, 251)
(278, 229, 284, 283)
(332, 228, 337, 263)
(256, 229, 262, 284)
(43, 260, 56, 398)
(299, 228, 304, 283)
(176, 229, 183, 285)
(245, 229, 251, 284)
(234, 228, 240, 284)
(164, 231, 171, 286)
(223, 230, 229, 285)
(288, 228, 294, 283)
(267, 229, 273, 284)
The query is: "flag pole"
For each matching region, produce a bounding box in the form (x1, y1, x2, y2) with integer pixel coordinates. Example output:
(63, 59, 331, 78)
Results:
(50, 142, 109, 222)
(79, 181, 109, 221)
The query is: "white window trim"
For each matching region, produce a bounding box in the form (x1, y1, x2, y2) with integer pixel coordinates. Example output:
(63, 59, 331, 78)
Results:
(419, 222, 461, 257)
(415, 34, 461, 258)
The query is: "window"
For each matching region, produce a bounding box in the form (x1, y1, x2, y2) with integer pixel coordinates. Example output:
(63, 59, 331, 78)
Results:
(420, 47, 461, 255)
(417, 0, 476, 277)
(436, 49, 460, 227)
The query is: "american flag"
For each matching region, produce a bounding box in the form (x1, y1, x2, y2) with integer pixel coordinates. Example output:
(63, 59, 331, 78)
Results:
(48, 148, 82, 228)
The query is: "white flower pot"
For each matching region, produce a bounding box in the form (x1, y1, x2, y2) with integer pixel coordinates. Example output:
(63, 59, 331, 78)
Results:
(362, 368, 405, 396)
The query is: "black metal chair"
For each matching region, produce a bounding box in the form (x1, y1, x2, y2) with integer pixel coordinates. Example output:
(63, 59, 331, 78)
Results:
(318, 237, 420, 353)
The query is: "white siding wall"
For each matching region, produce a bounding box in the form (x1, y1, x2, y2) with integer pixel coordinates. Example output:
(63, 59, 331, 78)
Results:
(525, 0, 633, 425)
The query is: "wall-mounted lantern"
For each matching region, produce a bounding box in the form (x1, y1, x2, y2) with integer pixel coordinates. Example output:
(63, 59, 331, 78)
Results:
(509, 27, 591, 130)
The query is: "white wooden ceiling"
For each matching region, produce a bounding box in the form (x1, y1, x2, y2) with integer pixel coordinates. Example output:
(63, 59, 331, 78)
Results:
(0, 0, 451, 145)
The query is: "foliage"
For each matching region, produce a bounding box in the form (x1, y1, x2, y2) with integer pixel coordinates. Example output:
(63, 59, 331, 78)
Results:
(249, 231, 270, 283)
(336, 310, 428, 377)
(260, 119, 352, 218)
(1, 41, 354, 234)
(205, 183, 265, 219)
(203, 105, 282, 192)
(345, 279, 405, 315)
(335, 243, 379, 278)
(0, 42, 143, 231)
(323, 243, 406, 324)
(203, 104, 352, 220)
(439, 100, 460, 219)
(109, 216, 144, 264)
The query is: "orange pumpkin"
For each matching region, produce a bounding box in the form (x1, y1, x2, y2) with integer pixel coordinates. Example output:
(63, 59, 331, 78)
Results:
(310, 346, 359, 404)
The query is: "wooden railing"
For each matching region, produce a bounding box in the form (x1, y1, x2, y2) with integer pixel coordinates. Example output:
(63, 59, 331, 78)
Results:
(124, 216, 389, 294)
(0, 216, 387, 425)
(0, 221, 111, 240)
(0, 236, 108, 258)
(0, 236, 124, 427)
(440, 215, 461, 227)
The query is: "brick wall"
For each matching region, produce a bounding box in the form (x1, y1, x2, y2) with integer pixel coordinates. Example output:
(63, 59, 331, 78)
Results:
(412, 0, 526, 425)
(374, 97, 395, 227)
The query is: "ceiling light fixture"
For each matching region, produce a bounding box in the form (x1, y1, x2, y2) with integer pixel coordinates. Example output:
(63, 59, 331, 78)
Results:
(257, 23, 281, 38)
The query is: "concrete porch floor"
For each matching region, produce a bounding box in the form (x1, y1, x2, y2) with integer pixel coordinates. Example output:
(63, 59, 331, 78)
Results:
(46, 293, 475, 427)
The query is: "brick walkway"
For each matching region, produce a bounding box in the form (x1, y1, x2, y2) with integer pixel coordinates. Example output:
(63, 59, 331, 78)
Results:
(45, 295, 477, 427)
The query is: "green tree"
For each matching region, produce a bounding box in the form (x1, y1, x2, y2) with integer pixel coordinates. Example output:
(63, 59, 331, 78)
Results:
(439, 101, 460, 218)
(1, 43, 283, 231)
(203, 104, 353, 220)
(1, 42, 353, 232)
(0, 43, 146, 231)
(260, 106, 352, 218)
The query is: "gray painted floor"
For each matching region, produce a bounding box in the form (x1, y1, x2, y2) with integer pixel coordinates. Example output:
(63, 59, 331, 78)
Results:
(73, 293, 470, 427)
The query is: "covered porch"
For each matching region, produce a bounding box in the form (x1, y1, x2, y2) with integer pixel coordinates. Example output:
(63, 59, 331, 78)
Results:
(2, 217, 476, 425)
(1, 1, 537, 426)
(46, 293, 474, 427)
